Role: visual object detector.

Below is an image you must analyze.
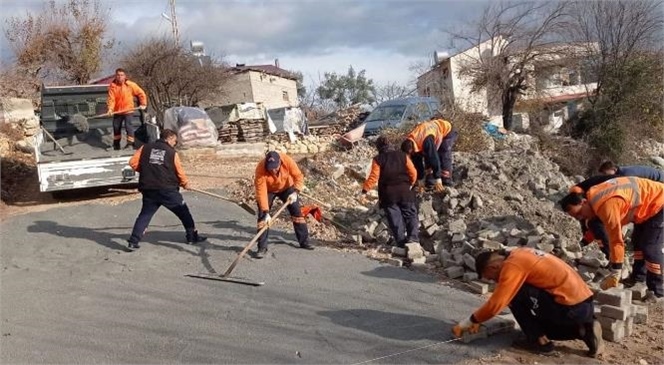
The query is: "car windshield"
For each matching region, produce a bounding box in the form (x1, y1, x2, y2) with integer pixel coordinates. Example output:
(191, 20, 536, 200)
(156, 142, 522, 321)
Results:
(365, 105, 406, 122)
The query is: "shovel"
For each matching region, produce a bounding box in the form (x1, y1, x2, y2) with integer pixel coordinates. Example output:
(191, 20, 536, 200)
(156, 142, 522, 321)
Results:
(70, 107, 140, 133)
(185, 202, 290, 286)
(41, 127, 73, 155)
(189, 188, 256, 215)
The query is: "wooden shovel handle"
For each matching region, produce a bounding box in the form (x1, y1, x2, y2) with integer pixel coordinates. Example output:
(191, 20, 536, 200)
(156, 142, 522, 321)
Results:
(222, 202, 290, 277)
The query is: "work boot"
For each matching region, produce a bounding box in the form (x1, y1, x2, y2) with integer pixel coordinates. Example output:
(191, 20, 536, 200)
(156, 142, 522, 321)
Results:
(581, 320, 604, 358)
(442, 178, 454, 187)
(621, 275, 645, 288)
(113, 140, 121, 150)
(186, 230, 207, 245)
(127, 240, 140, 251)
(123, 141, 135, 150)
(300, 242, 314, 250)
(642, 290, 664, 304)
(511, 338, 555, 354)
(254, 247, 268, 259)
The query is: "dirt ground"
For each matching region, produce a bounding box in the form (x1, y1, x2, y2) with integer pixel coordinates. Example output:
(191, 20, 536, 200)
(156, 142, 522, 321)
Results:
(1, 149, 663, 365)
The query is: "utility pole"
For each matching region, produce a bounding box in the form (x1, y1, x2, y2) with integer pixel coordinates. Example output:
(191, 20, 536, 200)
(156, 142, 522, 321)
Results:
(169, 0, 179, 45)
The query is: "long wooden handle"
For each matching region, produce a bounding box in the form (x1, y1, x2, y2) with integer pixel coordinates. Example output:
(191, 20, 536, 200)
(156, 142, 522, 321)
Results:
(89, 107, 139, 119)
(41, 127, 67, 153)
(189, 187, 236, 203)
(300, 192, 331, 209)
(222, 202, 290, 277)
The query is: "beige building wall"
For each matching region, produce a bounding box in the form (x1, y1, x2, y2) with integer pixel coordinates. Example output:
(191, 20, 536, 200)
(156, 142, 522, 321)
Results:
(248, 71, 298, 109)
(211, 72, 254, 107)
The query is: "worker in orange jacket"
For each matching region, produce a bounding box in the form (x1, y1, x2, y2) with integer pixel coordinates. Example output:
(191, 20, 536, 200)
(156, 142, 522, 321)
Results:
(452, 248, 603, 358)
(254, 151, 313, 258)
(107, 68, 147, 150)
(401, 118, 457, 192)
(361, 136, 419, 248)
(559, 177, 664, 299)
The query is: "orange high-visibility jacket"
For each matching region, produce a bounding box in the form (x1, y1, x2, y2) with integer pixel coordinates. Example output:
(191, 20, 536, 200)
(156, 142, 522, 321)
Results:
(107, 80, 147, 115)
(255, 152, 304, 212)
(587, 177, 664, 267)
(406, 119, 453, 153)
(472, 248, 592, 324)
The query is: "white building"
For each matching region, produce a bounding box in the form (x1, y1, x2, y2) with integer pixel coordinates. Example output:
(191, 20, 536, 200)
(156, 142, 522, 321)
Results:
(417, 37, 598, 131)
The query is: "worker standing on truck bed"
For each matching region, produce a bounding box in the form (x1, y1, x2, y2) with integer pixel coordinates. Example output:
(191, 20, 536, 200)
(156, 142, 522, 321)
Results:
(126, 129, 206, 250)
(107, 68, 147, 150)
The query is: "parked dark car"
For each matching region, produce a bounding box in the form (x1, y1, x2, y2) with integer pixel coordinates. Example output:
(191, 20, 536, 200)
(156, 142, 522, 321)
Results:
(363, 96, 441, 137)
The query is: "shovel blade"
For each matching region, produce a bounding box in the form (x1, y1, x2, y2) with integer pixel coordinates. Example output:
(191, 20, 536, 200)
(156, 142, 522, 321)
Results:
(185, 273, 264, 286)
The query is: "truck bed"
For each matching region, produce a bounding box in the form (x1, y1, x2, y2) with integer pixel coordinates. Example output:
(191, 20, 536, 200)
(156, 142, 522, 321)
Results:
(39, 127, 137, 162)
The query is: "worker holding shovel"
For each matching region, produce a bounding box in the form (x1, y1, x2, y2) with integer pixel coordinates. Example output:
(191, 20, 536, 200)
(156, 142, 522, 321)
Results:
(107, 68, 147, 150)
(254, 151, 314, 258)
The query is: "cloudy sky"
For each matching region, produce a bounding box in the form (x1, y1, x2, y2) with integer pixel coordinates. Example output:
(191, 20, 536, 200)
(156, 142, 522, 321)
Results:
(0, 0, 489, 88)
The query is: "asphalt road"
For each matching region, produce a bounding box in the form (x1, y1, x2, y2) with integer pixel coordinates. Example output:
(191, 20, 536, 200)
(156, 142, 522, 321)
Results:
(0, 192, 513, 364)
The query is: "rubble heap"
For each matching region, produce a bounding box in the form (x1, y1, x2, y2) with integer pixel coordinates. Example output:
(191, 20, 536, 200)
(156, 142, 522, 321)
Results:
(227, 133, 644, 341)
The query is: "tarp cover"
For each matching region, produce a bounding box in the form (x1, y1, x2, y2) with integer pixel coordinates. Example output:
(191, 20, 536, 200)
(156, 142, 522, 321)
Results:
(267, 107, 308, 142)
(163, 106, 218, 148)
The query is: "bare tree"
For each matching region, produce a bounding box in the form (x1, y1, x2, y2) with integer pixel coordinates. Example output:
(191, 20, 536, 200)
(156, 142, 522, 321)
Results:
(371, 82, 415, 106)
(447, 1, 572, 130)
(568, 0, 663, 104)
(4, 0, 114, 85)
(120, 37, 229, 119)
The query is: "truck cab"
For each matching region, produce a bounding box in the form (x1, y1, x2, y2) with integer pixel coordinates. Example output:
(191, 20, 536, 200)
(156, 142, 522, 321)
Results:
(35, 84, 158, 192)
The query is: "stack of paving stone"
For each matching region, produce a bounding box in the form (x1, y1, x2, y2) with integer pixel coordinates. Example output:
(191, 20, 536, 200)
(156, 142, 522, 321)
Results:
(595, 287, 649, 342)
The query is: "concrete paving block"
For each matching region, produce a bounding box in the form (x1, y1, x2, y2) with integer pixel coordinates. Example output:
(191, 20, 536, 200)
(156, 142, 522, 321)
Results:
(624, 316, 634, 337)
(468, 281, 489, 295)
(386, 258, 403, 267)
(444, 266, 465, 279)
(411, 256, 426, 265)
(632, 305, 648, 324)
(601, 305, 628, 321)
(463, 272, 479, 282)
(603, 325, 625, 342)
(425, 254, 439, 263)
(597, 315, 624, 332)
(463, 253, 476, 271)
(596, 288, 631, 307)
(630, 284, 648, 301)
(461, 328, 488, 343)
(390, 247, 406, 257)
(482, 317, 516, 335)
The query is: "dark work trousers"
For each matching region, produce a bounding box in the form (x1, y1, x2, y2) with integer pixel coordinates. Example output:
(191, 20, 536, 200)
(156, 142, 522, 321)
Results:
(437, 129, 458, 179)
(585, 218, 611, 259)
(383, 201, 419, 246)
(509, 284, 594, 342)
(631, 208, 664, 297)
(128, 189, 195, 244)
(256, 187, 309, 250)
(113, 114, 135, 146)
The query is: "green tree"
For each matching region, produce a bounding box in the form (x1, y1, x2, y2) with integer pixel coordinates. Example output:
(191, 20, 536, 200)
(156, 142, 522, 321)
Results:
(316, 66, 376, 109)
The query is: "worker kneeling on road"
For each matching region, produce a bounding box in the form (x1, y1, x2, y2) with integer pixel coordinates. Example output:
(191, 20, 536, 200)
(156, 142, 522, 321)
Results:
(401, 117, 457, 192)
(453, 248, 603, 358)
(559, 177, 664, 300)
(254, 151, 313, 259)
(360, 136, 419, 248)
(126, 129, 206, 250)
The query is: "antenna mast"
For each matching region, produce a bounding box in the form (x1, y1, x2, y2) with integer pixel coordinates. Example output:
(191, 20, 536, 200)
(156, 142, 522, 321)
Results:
(169, 0, 180, 44)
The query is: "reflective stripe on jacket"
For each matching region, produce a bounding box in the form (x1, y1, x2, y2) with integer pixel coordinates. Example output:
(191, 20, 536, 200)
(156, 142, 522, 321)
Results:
(406, 119, 452, 153)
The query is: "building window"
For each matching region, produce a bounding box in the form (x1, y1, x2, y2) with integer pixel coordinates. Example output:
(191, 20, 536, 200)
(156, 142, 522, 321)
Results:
(282, 91, 289, 101)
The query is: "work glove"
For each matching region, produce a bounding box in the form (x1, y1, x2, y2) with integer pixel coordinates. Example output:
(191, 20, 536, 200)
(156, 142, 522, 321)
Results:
(600, 269, 622, 290)
(415, 179, 426, 194)
(452, 317, 481, 338)
(107, 110, 113, 116)
(287, 192, 298, 205)
(262, 213, 272, 225)
(433, 178, 445, 193)
(139, 105, 147, 110)
(358, 192, 369, 205)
